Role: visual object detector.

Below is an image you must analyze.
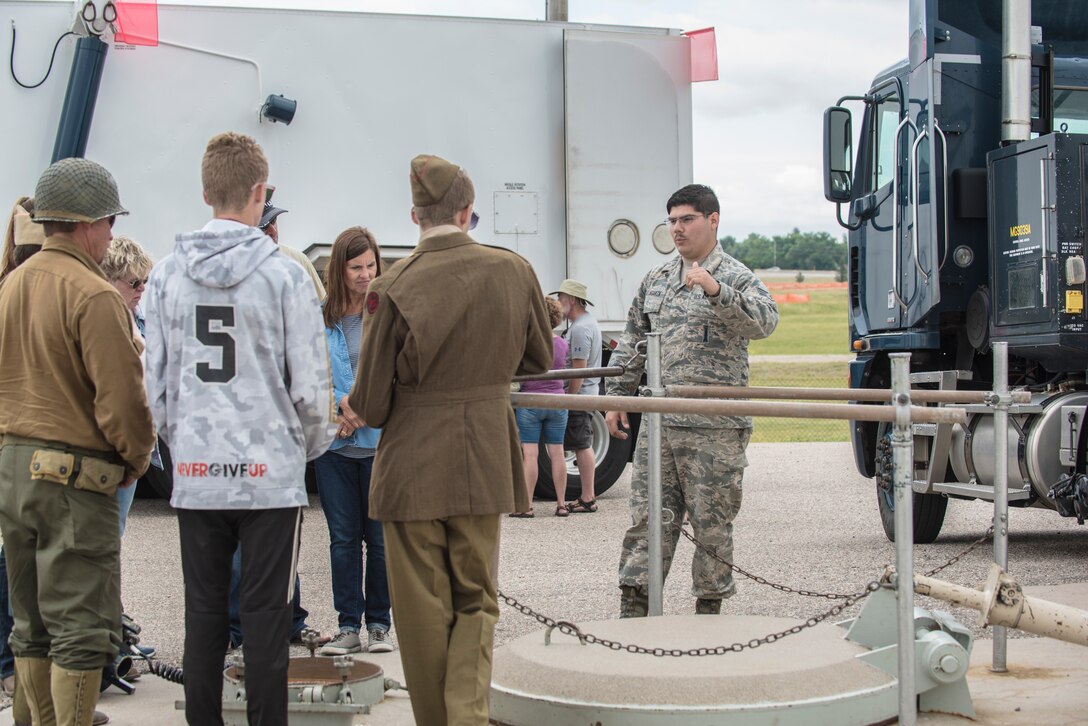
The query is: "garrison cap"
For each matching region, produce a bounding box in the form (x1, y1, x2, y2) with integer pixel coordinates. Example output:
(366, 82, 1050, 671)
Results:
(11, 199, 45, 247)
(410, 154, 460, 207)
(551, 279, 594, 306)
(32, 158, 128, 224)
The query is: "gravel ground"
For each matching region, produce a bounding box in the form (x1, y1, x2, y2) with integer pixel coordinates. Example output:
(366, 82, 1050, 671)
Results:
(0, 440, 1082, 725)
(106, 441, 1086, 673)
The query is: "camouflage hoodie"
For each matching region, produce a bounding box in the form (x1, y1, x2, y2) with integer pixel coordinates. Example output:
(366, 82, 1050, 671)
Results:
(143, 219, 336, 510)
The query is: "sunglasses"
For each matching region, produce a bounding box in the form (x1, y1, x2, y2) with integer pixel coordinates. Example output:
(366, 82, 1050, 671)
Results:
(469, 211, 479, 231)
(127, 277, 148, 290)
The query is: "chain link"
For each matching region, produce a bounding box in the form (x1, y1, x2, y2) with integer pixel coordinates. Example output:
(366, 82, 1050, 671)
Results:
(679, 527, 868, 600)
(923, 526, 994, 577)
(497, 523, 993, 657)
(497, 581, 879, 657)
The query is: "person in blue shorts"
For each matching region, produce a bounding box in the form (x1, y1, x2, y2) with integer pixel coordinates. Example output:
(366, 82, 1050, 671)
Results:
(511, 296, 571, 517)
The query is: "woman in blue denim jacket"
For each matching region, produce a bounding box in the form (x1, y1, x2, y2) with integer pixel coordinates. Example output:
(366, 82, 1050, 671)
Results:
(315, 227, 393, 656)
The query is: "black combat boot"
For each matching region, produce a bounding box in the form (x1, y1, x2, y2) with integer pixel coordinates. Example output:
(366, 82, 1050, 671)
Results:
(619, 585, 649, 618)
(695, 598, 722, 615)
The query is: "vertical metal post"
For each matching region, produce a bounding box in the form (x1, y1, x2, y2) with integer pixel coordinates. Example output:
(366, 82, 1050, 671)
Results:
(890, 353, 917, 726)
(992, 341, 1010, 671)
(545, 0, 568, 22)
(646, 333, 664, 616)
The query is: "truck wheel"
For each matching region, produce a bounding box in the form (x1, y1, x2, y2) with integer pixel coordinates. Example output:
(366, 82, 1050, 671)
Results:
(875, 427, 947, 543)
(534, 411, 631, 501)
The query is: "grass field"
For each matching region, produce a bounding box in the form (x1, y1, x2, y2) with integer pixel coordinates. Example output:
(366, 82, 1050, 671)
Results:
(748, 360, 851, 443)
(748, 287, 849, 357)
(745, 277, 852, 442)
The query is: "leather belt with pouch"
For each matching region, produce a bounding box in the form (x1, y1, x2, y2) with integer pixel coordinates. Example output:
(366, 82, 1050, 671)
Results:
(29, 448, 125, 497)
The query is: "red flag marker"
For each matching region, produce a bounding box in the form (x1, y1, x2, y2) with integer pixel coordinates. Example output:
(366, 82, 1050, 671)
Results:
(684, 27, 718, 83)
(114, 1, 159, 47)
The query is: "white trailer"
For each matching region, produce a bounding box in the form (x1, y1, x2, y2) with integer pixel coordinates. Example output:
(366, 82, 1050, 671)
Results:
(2, 0, 698, 497)
(3, 0, 693, 330)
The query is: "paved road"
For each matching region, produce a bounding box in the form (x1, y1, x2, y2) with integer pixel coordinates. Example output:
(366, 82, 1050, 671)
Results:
(104, 442, 1088, 665)
(2, 442, 1084, 723)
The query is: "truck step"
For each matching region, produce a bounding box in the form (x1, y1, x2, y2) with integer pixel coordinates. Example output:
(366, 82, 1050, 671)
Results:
(931, 482, 1032, 502)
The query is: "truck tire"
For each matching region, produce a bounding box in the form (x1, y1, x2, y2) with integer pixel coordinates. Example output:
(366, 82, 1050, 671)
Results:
(875, 427, 948, 543)
(534, 411, 631, 501)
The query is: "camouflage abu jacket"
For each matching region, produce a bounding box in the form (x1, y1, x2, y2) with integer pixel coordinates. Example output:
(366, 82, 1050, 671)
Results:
(607, 245, 779, 429)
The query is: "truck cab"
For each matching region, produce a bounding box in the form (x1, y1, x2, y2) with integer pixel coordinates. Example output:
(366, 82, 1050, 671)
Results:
(822, 1, 1088, 541)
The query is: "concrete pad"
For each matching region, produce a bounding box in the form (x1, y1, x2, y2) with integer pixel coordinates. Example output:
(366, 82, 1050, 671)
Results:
(490, 615, 899, 725)
(920, 636, 1088, 725)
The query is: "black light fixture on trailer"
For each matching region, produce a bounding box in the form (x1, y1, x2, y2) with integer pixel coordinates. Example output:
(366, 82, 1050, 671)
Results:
(262, 94, 297, 125)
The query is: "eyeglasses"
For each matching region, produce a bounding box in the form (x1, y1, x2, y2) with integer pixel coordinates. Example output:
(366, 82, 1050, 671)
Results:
(665, 213, 707, 227)
(469, 211, 479, 231)
(127, 277, 148, 290)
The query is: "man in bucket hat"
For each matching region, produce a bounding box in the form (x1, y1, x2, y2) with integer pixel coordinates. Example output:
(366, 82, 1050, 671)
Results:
(350, 154, 552, 725)
(0, 158, 155, 725)
(551, 279, 603, 513)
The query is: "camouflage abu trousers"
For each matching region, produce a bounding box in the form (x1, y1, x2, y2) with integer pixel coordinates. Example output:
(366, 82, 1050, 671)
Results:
(618, 425, 750, 599)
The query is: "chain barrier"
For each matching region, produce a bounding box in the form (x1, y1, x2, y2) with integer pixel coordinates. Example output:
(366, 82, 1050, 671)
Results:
(496, 581, 879, 657)
(678, 528, 867, 600)
(922, 526, 994, 577)
(497, 524, 996, 657)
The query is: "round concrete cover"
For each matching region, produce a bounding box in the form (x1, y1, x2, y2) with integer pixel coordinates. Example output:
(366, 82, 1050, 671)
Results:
(491, 615, 896, 724)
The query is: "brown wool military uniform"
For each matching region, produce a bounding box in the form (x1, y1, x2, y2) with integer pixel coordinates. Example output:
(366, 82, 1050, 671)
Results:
(0, 234, 154, 673)
(350, 156, 552, 726)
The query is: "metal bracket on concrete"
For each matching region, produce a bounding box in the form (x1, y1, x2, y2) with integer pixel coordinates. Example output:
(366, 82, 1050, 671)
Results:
(841, 586, 976, 719)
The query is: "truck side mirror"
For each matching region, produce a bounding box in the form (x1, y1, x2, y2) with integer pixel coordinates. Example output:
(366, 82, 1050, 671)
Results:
(823, 106, 853, 203)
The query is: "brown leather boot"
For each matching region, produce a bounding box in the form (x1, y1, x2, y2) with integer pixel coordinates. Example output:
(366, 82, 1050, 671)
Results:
(14, 657, 55, 726)
(619, 585, 649, 618)
(50, 666, 102, 726)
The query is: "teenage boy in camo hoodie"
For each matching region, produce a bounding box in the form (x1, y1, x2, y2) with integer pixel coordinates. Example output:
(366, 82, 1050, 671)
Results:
(143, 132, 336, 726)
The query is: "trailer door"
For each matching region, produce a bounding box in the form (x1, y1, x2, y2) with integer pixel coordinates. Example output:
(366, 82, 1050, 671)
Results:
(563, 29, 692, 329)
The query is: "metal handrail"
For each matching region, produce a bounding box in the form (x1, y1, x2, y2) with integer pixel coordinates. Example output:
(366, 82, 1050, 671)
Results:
(665, 384, 1030, 404)
(509, 392, 967, 425)
(891, 117, 917, 309)
(512, 365, 625, 383)
(910, 126, 931, 284)
(934, 121, 950, 271)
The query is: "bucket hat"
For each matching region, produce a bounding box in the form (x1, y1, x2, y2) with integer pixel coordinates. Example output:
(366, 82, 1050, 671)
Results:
(550, 279, 593, 306)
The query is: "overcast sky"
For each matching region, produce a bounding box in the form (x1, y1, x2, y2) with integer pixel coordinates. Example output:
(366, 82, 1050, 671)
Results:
(175, 0, 907, 240)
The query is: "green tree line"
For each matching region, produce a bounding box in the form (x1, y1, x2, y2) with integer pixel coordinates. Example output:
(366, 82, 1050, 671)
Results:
(719, 229, 846, 271)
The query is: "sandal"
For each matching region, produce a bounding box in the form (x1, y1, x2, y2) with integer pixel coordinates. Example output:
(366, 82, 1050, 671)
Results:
(554, 503, 570, 517)
(508, 510, 535, 518)
(568, 497, 598, 513)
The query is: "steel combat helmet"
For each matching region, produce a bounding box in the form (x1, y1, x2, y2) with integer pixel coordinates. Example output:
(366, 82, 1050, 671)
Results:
(32, 158, 129, 224)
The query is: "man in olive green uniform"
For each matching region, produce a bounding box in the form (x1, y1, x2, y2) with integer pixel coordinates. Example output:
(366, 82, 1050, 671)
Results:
(0, 159, 155, 726)
(351, 154, 552, 725)
(607, 184, 779, 617)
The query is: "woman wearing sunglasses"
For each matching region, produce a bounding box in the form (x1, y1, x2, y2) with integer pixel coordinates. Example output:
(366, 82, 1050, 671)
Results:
(100, 236, 160, 534)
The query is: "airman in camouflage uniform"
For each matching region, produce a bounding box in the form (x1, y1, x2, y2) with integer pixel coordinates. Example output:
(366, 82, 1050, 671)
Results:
(606, 184, 778, 616)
